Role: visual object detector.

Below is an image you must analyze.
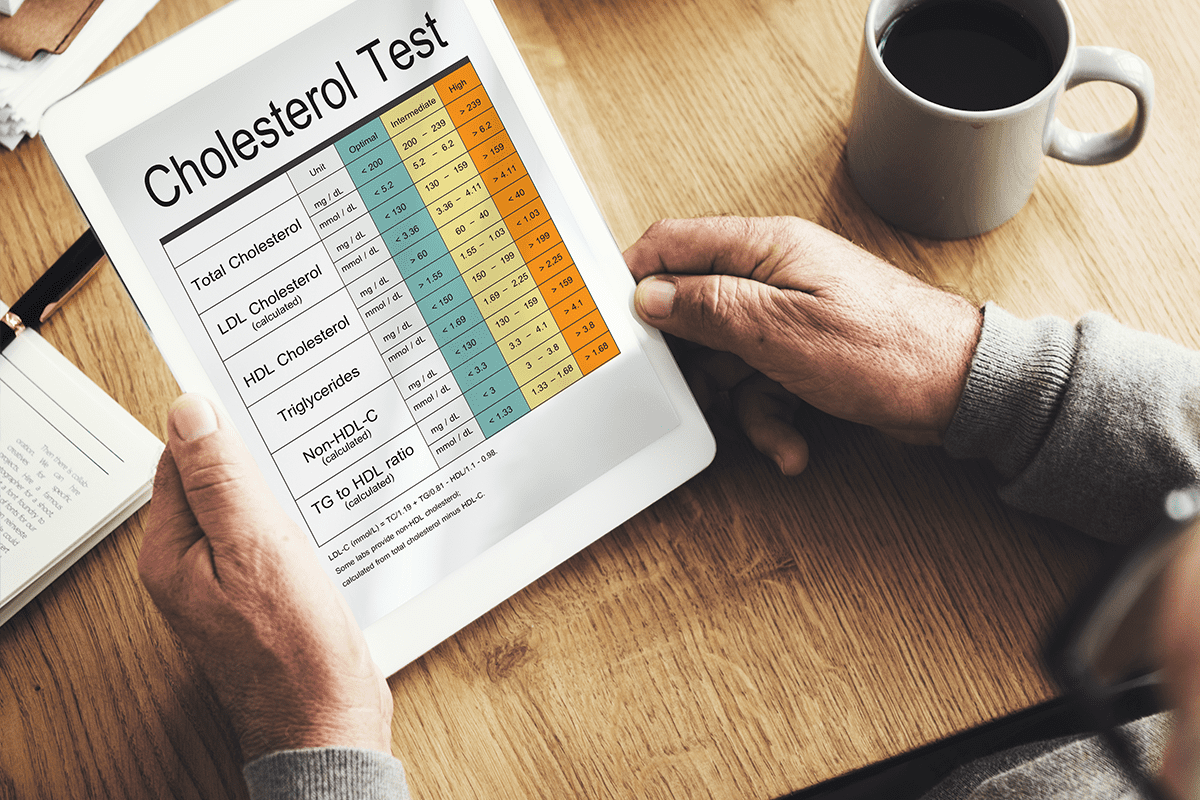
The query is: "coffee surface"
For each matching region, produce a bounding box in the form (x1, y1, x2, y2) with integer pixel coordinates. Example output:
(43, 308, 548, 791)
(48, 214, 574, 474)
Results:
(879, 0, 1057, 111)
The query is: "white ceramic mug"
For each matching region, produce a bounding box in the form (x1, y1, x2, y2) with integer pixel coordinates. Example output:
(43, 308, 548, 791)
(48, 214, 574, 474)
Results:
(845, 0, 1153, 239)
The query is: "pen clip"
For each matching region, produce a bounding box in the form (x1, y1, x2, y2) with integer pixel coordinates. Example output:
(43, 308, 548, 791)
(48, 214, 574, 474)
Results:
(23, 228, 106, 326)
(39, 257, 105, 323)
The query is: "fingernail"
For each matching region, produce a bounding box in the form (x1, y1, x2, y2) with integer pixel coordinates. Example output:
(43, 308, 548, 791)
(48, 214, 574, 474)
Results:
(171, 394, 218, 441)
(775, 443, 808, 477)
(636, 277, 676, 320)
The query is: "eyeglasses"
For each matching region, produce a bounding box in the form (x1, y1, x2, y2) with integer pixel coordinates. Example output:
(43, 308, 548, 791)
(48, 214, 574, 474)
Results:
(1044, 487, 1200, 800)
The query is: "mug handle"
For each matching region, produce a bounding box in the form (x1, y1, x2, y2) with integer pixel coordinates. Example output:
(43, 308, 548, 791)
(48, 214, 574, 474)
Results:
(1047, 46, 1154, 165)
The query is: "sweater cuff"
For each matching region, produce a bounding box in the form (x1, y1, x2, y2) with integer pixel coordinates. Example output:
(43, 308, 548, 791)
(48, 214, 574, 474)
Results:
(943, 302, 1075, 478)
(243, 747, 410, 800)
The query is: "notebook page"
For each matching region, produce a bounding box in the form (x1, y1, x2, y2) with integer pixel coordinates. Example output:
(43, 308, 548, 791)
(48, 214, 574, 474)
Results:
(0, 302, 162, 623)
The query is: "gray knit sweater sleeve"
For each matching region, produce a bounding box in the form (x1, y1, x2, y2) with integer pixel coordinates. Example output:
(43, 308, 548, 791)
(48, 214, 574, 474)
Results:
(243, 748, 410, 800)
(943, 302, 1200, 542)
(929, 302, 1200, 798)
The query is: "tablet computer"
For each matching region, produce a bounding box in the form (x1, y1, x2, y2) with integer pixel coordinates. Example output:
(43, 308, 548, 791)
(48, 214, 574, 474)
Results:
(40, 0, 714, 675)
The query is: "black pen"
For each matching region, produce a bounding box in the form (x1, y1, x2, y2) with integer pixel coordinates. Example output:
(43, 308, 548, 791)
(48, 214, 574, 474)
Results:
(1, 229, 106, 353)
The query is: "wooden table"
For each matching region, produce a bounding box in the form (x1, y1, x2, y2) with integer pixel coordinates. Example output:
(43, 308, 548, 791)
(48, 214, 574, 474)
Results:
(3, 0, 1198, 797)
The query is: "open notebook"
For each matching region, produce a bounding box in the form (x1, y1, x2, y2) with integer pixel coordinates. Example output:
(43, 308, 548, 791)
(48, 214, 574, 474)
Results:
(0, 300, 162, 625)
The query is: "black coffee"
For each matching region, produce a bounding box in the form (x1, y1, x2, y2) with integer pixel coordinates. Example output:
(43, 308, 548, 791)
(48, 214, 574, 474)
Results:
(879, 0, 1057, 111)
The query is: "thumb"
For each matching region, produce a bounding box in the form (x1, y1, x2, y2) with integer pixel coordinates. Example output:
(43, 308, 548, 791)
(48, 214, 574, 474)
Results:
(166, 393, 292, 548)
(634, 273, 806, 362)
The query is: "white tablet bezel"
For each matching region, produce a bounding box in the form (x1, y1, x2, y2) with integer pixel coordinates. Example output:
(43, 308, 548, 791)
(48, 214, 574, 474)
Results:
(41, 0, 715, 675)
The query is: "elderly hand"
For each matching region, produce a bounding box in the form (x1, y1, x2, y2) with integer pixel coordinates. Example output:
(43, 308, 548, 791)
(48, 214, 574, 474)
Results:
(138, 393, 393, 762)
(625, 216, 983, 474)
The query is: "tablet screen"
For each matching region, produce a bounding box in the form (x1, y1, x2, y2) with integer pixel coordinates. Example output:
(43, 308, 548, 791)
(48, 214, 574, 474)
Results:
(78, 0, 686, 635)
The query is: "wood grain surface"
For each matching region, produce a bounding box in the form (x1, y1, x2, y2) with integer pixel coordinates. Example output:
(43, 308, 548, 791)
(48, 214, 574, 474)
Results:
(3, 0, 1198, 797)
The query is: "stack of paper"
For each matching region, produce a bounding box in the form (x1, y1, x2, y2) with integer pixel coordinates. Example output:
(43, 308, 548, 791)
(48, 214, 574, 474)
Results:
(0, 0, 158, 150)
(0, 0, 28, 19)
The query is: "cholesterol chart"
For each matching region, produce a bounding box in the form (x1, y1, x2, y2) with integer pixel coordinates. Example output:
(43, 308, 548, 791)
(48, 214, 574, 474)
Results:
(161, 58, 619, 545)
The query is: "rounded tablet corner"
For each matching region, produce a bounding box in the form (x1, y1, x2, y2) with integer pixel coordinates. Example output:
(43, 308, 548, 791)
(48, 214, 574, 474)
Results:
(39, 99, 76, 156)
(699, 426, 718, 468)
